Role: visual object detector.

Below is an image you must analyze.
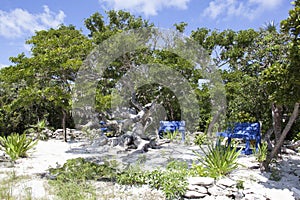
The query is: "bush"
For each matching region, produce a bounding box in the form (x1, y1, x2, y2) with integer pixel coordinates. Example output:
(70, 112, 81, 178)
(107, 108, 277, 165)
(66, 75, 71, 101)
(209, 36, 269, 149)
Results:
(194, 133, 208, 146)
(117, 160, 189, 200)
(116, 164, 147, 185)
(48, 158, 118, 200)
(194, 143, 241, 178)
(254, 141, 268, 163)
(188, 162, 207, 177)
(165, 130, 180, 141)
(24, 119, 48, 140)
(49, 158, 189, 200)
(49, 157, 117, 182)
(148, 169, 188, 200)
(0, 133, 37, 161)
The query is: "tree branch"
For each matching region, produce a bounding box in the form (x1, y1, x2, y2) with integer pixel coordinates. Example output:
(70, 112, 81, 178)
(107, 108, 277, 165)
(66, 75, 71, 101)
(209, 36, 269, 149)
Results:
(263, 102, 299, 171)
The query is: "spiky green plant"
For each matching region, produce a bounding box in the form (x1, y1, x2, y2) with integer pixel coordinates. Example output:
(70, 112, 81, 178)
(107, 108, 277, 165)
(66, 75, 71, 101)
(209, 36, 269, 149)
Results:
(254, 141, 268, 162)
(165, 130, 179, 141)
(194, 143, 241, 178)
(0, 133, 37, 161)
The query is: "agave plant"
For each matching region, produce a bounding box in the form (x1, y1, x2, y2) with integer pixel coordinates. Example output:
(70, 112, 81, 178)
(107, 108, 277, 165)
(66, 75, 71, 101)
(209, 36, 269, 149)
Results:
(0, 133, 37, 161)
(194, 143, 241, 178)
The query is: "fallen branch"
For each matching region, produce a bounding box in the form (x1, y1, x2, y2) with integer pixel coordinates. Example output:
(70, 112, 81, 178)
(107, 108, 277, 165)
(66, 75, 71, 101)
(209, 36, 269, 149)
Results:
(286, 140, 300, 150)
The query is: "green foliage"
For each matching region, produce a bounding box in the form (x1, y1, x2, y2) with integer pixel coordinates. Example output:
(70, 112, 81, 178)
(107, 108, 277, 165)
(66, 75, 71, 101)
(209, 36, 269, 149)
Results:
(24, 119, 49, 140)
(0, 171, 35, 200)
(116, 164, 147, 185)
(48, 158, 118, 200)
(194, 133, 208, 146)
(50, 178, 96, 200)
(295, 132, 300, 141)
(0, 25, 92, 135)
(269, 168, 282, 181)
(194, 144, 241, 178)
(49, 158, 117, 182)
(166, 160, 188, 171)
(49, 157, 189, 200)
(254, 141, 268, 163)
(236, 180, 244, 190)
(150, 169, 188, 200)
(188, 162, 207, 177)
(0, 133, 37, 161)
(117, 160, 189, 199)
(164, 130, 179, 141)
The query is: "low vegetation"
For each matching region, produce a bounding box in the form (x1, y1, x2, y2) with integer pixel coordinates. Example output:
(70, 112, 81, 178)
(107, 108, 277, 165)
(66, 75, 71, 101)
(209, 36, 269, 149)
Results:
(47, 144, 243, 200)
(193, 132, 208, 146)
(48, 158, 190, 200)
(254, 141, 268, 163)
(0, 171, 37, 200)
(0, 133, 37, 161)
(194, 143, 242, 178)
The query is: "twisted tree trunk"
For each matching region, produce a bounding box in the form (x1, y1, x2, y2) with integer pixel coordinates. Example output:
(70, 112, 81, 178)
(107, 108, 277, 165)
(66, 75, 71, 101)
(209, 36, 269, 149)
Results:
(272, 103, 283, 144)
(263, 102, 299, 171)
(62, 109, 67, 142)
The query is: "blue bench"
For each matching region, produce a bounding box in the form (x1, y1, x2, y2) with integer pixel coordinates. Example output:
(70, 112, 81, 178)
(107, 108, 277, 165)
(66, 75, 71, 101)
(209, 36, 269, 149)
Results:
(158, 121, 185, 142)
(216, 122, 261, 155)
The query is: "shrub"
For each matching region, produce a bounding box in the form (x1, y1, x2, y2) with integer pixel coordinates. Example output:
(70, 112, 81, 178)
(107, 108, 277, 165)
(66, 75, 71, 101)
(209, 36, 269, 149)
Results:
(48, 158, 118, 200)
(194, 133, 208, 146)
(49, 157, 117, 182)
(116, 164, 147, 185)
(165, 130, 179, 141)
(188, 162, 207, 177)
(166, 160, 188, 171)
(151, 169, 188, 200)
(48, 158, 189, 200)
(24, 119, 49, 140)
(194, 143, 241, 178)
(254, 141, 268, 163)
(0, 133, 37, 161)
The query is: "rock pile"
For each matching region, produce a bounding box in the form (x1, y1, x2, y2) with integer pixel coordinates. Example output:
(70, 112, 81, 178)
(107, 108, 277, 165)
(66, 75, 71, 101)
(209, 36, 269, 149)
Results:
(185, 177, 241, 199)
(48, 128, 85, 140)
(184, 176, 297, 200)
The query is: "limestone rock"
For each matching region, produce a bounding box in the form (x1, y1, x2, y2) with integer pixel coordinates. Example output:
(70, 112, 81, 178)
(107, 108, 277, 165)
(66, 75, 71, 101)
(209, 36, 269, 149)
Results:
(242, 193, 266, 200)
(188, 177, 215, 186)
(215, 196, 232, 200)
(265, 188, 295, 200)
(217, 178, 236, 187)
(292, 187, 300, 200)
(184, 190, 207, 198)
(202, 196, 216, 200)
(187, 184, 208, 194)
(207, 185, 225, 196)
(91, 135, 108, 146)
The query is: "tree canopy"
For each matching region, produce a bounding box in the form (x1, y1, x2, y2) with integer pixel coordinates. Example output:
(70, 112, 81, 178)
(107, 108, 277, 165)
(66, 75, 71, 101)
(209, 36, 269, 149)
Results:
(0, 6, 299, 169)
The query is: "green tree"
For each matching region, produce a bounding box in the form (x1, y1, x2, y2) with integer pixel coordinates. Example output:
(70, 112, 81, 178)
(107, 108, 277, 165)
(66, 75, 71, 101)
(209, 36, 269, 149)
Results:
(0, 25, 92, 140)
(262, 0, 300, 170)
(83, 11, 206, 135)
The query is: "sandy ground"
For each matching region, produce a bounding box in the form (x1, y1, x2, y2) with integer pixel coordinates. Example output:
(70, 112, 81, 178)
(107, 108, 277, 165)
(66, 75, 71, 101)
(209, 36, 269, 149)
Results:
(0, 139, 299, 199)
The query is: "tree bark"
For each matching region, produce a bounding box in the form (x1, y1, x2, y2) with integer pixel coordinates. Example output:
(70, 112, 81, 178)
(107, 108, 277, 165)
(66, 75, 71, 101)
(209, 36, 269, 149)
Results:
(207, 107, 225, 137)
(62, 109, 67, 142)
(272, 103, 283, 144)
(263, 127, 274, 151)
(263, 102, 299, 171)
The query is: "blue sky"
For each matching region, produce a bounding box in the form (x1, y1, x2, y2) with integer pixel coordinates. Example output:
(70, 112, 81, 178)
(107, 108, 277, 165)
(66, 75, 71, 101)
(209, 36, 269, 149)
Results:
(0, 0, 294, 68)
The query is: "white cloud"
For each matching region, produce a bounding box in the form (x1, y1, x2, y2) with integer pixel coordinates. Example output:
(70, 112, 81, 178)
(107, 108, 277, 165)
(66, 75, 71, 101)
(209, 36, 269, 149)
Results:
(100, 0, 190, 16)
(0, 63, 9, 68)
(203, 0, 283, 20)
(0, 5, 65, 38)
